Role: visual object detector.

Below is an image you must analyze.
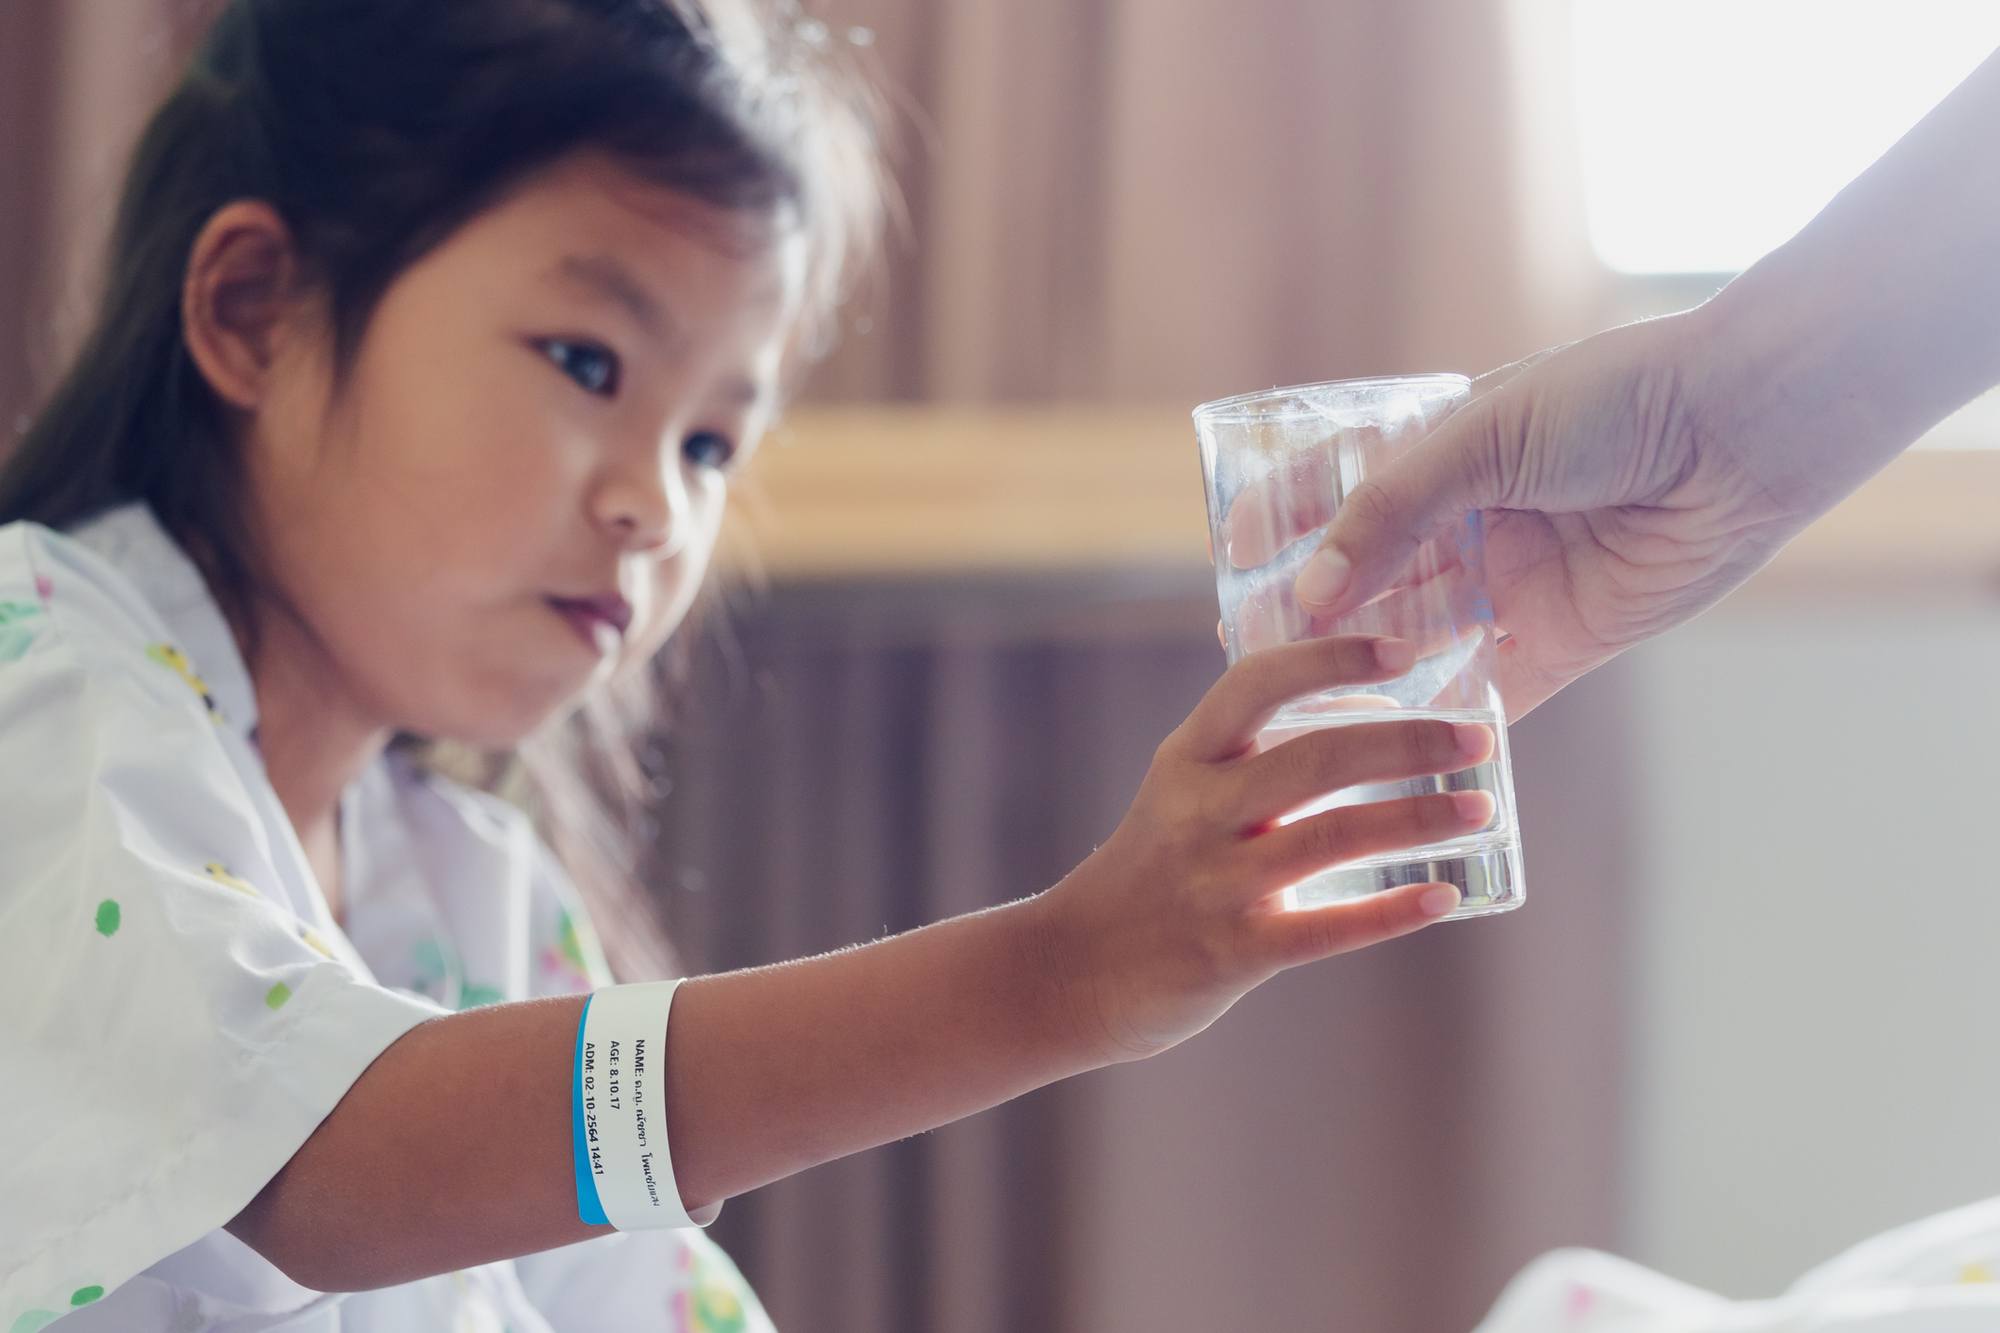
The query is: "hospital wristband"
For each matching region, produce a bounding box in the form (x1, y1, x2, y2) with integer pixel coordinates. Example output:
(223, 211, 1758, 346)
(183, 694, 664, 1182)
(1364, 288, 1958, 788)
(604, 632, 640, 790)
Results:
(571, 979, 717, 1229)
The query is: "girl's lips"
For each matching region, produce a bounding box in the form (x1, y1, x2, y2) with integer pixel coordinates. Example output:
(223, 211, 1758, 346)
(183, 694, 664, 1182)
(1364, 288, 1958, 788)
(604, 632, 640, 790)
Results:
(547, 595, 632, 654)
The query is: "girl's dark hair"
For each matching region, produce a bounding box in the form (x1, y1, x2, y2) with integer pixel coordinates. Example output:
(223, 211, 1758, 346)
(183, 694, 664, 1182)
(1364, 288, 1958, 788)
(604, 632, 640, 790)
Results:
(0, 0, 883, 981)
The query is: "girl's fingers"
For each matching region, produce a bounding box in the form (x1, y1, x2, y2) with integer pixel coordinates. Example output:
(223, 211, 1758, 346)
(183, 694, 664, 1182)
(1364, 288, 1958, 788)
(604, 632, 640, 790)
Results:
(1245, 880, 1461, 971)
(1224, 718, 1493, 829)
(1244, 789, 1494, 891)
(1174, 635, 1415, 763)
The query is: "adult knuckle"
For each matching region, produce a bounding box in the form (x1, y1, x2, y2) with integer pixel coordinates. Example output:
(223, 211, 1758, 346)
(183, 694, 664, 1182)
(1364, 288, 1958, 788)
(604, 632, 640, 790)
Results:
(1343, 478, 1401, 534)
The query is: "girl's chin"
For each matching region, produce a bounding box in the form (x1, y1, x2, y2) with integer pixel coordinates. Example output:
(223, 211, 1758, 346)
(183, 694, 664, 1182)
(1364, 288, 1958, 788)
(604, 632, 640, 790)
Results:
(413, 677, 596, 751)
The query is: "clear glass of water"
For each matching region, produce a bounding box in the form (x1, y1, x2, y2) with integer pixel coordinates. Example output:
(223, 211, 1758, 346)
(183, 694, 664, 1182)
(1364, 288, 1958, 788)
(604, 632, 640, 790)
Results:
(1192, 374, 1524, 919)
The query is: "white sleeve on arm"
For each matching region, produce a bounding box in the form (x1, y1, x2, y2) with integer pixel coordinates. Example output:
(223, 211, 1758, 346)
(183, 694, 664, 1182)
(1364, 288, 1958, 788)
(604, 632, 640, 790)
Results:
(0, 534, 445, 1321)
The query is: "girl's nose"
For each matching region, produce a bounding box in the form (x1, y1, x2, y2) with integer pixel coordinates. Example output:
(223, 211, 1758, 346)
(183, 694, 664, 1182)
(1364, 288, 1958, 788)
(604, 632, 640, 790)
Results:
(591, 449, 689, 558)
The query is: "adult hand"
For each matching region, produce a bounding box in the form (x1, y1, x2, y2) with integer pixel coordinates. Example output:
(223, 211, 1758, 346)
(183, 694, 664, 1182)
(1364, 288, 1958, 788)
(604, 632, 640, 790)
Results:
(1291, 41, 2000, 717)
(1290, 308, 1842, 716)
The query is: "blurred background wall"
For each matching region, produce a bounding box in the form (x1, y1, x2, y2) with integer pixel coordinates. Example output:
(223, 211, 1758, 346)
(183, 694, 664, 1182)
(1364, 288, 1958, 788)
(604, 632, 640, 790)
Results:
(6, 2, 2000, 1329)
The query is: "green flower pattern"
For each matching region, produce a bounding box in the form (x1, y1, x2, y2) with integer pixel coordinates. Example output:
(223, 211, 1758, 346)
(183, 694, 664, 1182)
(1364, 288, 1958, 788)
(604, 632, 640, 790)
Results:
(11, 1282, 105, 1332)
(0, 600, 45, 662)
(409, 935, 507, 1010)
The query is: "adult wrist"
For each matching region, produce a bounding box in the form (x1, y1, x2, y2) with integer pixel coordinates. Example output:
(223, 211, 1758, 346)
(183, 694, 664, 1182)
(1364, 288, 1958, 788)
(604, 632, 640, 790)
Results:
(1685, 259, 1917, 522)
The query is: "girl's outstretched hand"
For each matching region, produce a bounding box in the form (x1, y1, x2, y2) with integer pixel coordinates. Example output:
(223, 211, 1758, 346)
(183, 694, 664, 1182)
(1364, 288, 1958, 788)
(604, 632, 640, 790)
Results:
(1033, 633, 1495, 1062)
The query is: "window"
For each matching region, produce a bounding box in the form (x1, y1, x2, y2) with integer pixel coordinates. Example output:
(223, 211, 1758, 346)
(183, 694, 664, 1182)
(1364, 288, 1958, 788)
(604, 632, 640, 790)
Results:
(1571, 1, 2000, 276)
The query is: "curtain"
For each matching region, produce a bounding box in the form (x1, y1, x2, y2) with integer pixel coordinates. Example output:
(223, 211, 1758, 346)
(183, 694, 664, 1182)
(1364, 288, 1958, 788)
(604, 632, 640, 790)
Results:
(811, 0, 1605, 404)
(0, 0, 1608, 417)
(0, 1, 217, 430)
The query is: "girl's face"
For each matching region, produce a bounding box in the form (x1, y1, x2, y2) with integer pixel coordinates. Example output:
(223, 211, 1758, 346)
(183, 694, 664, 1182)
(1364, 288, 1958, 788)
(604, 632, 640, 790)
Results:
(247, 154, 805, 747)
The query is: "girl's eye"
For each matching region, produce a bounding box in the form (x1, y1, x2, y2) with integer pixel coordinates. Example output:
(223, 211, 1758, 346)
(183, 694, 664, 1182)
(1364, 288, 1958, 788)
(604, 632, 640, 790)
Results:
(539, 339, 620, 396)
(683, 430, 738, 471)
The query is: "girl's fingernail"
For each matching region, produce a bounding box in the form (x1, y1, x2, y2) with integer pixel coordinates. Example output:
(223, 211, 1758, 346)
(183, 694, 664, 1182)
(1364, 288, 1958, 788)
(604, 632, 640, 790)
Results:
(1418, 885, 1460, 917)
(1451, 790, 1495, 823)
(1373, 638, 1415, 672)
(1296, 550, 1351, 608)
(1453, 723, 1491, 757)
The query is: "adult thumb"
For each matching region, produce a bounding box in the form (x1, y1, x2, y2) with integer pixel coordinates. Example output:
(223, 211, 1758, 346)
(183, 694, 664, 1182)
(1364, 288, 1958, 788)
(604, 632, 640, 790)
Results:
(1292, 397, 1505, 617)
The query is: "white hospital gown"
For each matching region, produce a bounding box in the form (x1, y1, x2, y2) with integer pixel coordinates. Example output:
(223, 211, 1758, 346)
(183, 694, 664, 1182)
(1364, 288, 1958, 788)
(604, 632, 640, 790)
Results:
(0, 504, 772, 1333)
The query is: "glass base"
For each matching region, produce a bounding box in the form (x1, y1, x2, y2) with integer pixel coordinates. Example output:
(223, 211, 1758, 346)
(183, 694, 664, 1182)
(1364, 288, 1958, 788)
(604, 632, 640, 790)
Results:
(1283, 835, 1524, 921)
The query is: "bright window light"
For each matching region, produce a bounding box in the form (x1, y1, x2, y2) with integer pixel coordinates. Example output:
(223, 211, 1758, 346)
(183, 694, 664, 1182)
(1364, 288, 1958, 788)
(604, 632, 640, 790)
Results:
(1571, 1, 2000, 274)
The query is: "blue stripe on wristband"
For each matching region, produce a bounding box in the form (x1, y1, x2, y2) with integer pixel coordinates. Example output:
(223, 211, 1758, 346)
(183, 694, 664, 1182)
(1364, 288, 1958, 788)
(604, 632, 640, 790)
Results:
(572, 993, 609, 1226)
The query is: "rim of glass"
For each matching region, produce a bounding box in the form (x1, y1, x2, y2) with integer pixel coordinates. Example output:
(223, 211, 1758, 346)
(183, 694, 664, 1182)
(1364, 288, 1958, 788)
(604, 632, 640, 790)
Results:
(1192, 372, 1471, 426)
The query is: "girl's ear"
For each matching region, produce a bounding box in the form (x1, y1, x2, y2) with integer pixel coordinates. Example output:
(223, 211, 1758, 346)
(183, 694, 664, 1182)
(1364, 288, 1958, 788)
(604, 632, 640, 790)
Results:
(181, 200, 307, 411)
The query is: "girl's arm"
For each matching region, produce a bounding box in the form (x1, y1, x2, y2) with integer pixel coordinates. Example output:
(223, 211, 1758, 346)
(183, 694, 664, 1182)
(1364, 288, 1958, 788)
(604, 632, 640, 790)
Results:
(229, 633, 1496, 1289)
(232, 897, 1072, 1290)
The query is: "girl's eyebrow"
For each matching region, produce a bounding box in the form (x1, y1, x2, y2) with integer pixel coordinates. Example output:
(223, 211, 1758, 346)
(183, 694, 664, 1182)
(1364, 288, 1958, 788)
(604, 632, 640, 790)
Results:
(549, 253, 675, 343)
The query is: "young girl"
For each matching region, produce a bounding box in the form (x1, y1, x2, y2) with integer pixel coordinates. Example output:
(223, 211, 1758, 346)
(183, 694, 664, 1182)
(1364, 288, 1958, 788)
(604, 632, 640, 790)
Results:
(0, 1, 1497, 1328)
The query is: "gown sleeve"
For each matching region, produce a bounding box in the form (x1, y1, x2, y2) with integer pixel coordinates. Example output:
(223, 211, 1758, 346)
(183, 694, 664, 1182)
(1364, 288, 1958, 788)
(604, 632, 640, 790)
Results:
(0, 526, 446, 1326)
